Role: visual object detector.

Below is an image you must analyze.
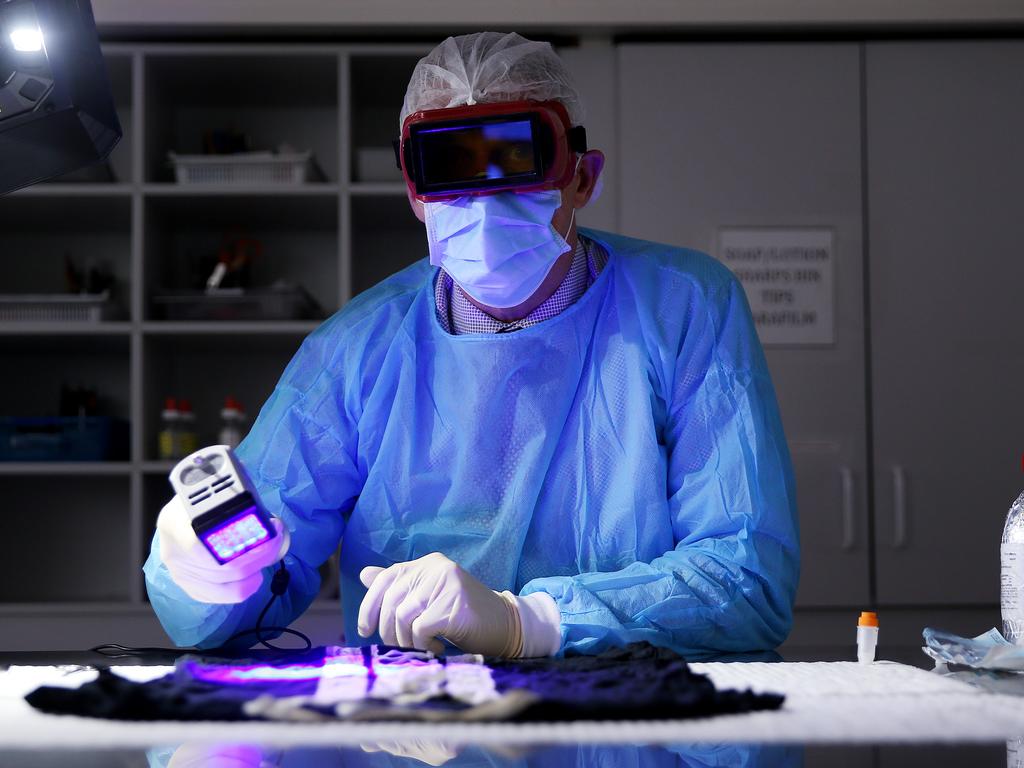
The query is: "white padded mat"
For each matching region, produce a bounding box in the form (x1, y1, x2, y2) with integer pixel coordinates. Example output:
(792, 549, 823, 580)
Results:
(1, 660, 1022, 747)
(691, 660, 978, 697)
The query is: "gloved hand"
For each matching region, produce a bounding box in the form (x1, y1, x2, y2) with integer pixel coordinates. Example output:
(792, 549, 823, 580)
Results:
(357, 552, 523, 657)
(156, 495, 290, 605)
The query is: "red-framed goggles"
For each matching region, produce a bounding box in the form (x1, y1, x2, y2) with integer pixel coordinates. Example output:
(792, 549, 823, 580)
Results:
(393, 100, 588, 202)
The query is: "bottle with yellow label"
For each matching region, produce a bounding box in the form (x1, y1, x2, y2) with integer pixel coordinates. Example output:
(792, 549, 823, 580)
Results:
(177, 399, 199, 458)
(158, 397, 180, 460)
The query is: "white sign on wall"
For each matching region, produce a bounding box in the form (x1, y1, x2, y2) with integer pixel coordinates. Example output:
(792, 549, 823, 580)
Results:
(717, 227, 835, 346)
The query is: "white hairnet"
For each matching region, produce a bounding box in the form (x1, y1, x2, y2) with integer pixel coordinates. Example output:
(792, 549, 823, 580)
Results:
(400, 31, 585, 131)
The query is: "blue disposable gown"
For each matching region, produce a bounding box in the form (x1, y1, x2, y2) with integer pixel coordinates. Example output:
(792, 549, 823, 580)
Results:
(144, 228, 800, 656)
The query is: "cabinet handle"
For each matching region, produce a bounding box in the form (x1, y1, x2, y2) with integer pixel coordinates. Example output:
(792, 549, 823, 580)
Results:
(892, 465, 908, 548)
(840, 467, 855, 551)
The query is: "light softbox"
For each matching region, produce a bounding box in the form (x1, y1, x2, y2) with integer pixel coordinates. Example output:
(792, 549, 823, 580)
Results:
(0, 0, 121, 194)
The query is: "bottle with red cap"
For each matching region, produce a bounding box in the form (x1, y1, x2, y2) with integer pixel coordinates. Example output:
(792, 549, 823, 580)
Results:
(219, 395, 246, 449)
(158, 397, 180, 460)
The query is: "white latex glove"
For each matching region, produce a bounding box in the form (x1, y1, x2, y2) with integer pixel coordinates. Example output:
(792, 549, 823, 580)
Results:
(157, 495, 290, 605)
(357, 552, 523, 657)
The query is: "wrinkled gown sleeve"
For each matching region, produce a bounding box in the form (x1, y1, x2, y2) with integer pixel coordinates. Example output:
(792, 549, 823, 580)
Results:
(521, 272, 800, 657)
(143, 334, 360, 649)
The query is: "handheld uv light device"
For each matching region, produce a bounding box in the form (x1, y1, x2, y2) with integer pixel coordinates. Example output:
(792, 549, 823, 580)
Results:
(169, 445, 276, 565)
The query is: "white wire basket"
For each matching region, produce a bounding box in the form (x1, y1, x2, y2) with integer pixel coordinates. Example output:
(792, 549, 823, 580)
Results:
(168, 151, 315, 185)
(0, 291, 114, 322)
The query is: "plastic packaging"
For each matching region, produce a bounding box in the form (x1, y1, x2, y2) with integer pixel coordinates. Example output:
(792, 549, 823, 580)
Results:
(857, 611, 878, 664)
(158, 398, 180, 460)
(218, 396, 246, 449)
(921, 626, 1024, 670)
(1001, 490, 1024, 643)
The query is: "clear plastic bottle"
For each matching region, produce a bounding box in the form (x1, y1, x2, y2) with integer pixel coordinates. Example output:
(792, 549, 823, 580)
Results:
(1000, 490, 1024, 643)
(218, 395, 246, 449)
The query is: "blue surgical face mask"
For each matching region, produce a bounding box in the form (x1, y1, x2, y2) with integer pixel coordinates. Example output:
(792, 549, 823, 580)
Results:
(424, 187, 576, 309)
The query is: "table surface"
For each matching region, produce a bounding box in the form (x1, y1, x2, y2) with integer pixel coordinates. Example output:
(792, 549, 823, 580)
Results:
(0, 646, 1021, 767)
(0, 643, 933, 668)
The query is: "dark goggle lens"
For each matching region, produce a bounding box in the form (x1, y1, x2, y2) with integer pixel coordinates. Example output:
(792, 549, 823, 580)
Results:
(414, 118, 539, 188)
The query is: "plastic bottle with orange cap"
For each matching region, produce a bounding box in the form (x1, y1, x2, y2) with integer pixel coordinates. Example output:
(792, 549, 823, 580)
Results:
(857, 611, 879, 664)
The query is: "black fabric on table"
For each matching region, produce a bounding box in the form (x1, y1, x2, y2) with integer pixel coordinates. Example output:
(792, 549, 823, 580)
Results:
(25, 642, 783, 722)
(489, 642, 781, 721)
(26, 667, 261, 721)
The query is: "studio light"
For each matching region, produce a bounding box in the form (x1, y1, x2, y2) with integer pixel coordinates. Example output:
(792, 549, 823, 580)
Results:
(9, 25, 42, 52)
(0, 0, 121, 194)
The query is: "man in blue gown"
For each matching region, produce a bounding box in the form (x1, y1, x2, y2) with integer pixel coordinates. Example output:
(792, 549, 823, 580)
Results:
(145, 31, 799, 659)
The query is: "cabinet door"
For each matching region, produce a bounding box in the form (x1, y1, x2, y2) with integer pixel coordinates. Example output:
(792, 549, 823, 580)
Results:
(867, 41, 1024, 604)
(619, 43, 869, 607)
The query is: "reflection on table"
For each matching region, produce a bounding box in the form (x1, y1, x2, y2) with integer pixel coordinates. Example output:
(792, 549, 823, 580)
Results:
(152, 742, 803, 768)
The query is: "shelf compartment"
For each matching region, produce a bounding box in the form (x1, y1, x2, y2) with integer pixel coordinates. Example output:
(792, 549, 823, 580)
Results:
(0, 196, 132, 320)
(0, 475, 132, 602)
(349, 55, 421, 183)
(0, 336, 131, 460)
(143, 194, 339, 321)
(143, 53, 339, 183)
(350, 195, 427, 294)
(0, 417, 129, 463)
(141, 332, 303, 462)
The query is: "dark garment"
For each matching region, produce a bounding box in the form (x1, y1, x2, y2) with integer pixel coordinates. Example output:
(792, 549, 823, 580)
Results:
(488, 642, 780, 722)
(25, 643, 783, 723)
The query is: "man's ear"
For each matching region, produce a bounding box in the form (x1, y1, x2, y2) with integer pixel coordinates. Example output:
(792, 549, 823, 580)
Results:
(574, 150, 605, 208)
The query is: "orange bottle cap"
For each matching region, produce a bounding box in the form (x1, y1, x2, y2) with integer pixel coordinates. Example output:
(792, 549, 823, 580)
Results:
(858, 611, 879, 627)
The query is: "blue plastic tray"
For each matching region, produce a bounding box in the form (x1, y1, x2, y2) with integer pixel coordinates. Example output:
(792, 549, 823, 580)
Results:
(0, 417, 128, 461)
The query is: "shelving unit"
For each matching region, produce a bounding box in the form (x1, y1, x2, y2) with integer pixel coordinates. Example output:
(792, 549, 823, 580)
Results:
(0, 43, 430, 647)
